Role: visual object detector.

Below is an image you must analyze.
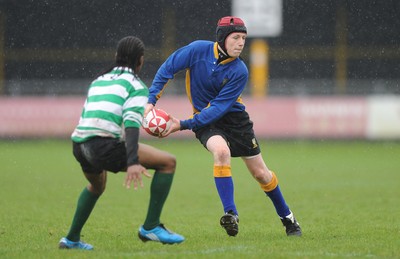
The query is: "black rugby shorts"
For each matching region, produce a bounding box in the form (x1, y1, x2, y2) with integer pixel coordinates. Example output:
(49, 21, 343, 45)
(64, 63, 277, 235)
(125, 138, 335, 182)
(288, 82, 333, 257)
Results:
(194, 111, 261, 157)
(72, 137, 127, 174)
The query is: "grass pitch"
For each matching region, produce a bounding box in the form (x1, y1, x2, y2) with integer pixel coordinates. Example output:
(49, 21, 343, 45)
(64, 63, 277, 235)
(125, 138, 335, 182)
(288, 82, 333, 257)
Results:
(0, 139, 399, 258)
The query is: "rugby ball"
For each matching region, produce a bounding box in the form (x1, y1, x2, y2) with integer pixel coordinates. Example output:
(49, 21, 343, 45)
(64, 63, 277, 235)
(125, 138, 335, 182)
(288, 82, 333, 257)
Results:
(142, 108, 171, 137)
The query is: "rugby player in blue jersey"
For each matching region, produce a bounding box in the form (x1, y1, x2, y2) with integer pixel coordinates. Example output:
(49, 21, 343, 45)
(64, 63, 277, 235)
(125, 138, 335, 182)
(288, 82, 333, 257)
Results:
(145, 17, 301, 237)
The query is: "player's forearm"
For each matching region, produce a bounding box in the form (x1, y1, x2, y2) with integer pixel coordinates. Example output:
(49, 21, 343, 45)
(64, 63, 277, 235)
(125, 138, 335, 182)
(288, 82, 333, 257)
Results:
(125, 127, 140, 166)
(180, 106, 225, 130)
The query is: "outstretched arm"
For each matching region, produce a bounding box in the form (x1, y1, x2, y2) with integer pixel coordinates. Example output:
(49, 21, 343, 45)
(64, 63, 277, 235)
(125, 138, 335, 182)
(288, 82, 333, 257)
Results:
(124, 127, 151, 189)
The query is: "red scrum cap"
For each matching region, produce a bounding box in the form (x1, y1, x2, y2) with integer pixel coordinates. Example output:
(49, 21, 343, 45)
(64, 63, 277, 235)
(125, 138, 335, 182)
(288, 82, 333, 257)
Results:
(216, 16, 247, 52)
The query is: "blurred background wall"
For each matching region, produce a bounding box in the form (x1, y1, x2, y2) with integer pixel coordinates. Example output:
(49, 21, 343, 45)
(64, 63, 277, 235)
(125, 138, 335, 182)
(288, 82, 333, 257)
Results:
(0, 0, 399, 139)
(1, 0, 399, 96)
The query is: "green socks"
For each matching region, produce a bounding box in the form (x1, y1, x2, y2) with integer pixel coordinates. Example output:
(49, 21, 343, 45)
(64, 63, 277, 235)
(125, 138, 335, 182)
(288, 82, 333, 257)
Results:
(65, 173, 174, 239)
(66, 187, 99, 241)
(143, 172, 174, 230)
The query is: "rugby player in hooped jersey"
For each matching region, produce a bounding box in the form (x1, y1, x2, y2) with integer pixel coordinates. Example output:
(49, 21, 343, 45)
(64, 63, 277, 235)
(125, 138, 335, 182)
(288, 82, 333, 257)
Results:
(59, 36, 184, 250)
(145, 17, 302, 237)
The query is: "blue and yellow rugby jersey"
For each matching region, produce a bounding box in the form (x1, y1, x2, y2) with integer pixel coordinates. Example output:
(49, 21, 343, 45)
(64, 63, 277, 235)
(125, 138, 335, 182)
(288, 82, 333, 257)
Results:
(149, 40, 248, 131)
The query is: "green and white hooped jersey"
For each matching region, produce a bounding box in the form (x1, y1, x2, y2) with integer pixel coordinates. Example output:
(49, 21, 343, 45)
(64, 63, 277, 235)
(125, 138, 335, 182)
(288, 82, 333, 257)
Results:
(71, 67, 149, 143)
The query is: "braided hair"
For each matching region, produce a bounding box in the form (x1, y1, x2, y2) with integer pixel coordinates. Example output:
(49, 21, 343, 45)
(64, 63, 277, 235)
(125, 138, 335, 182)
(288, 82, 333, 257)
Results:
(99, 36, 145, 76)
(115, 36, 145, 72)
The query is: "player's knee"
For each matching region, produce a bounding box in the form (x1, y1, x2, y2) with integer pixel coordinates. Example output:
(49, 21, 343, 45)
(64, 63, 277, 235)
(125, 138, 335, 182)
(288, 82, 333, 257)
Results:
(85, 171, 107, 195)
(252, 168, 272, 183)
(162, 153, 177, 173)
(88, 184, 106, 196)
(213, 146, 231, 163)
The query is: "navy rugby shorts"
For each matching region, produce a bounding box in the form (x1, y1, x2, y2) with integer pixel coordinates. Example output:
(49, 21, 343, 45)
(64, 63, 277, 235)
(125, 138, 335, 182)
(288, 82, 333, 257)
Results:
(194, 111, 261, 157)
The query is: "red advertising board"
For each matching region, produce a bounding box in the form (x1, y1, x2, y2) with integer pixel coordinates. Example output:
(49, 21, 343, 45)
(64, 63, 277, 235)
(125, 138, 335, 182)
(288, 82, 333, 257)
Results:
(295, 97, 367, 138)
(0, 96, 373, 139)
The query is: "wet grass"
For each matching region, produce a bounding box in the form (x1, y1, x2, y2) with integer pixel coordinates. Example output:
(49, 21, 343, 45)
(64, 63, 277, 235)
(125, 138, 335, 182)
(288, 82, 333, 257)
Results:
(1, 139, 399, 258)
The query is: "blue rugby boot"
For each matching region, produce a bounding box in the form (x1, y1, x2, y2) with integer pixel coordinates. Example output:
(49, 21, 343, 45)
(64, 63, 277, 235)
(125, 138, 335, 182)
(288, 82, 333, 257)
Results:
(59, 237, 94, 250)
(138, 224, 185, 244)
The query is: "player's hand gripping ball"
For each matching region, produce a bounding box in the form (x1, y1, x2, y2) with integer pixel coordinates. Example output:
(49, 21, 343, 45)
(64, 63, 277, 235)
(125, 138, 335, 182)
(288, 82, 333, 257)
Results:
(142, 108, 171, 137)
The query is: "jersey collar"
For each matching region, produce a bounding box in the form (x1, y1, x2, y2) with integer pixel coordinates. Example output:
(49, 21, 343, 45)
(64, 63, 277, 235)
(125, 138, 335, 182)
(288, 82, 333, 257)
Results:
(213, 42, 236, 65)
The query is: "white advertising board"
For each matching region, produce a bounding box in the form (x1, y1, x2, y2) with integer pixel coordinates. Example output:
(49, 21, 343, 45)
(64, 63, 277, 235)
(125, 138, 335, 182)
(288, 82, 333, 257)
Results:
(232, 0, 283, 37)
(367, 96, 400, 139)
